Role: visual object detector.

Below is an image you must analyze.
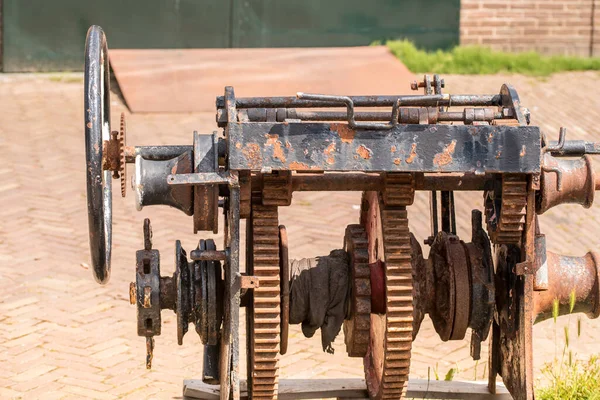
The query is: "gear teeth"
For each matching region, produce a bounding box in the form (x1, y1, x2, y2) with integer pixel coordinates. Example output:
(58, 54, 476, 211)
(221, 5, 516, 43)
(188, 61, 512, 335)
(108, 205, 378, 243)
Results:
(118, 112, 127, 197)
(383, 173, 414, 207)
(486, 174, 527, 244)
(379, 206, 413, 399)
(250, 201, 280, 399)
(262, 172, 292, 206)
(362, 188, 413, 400)
(343, 224, 371, 358)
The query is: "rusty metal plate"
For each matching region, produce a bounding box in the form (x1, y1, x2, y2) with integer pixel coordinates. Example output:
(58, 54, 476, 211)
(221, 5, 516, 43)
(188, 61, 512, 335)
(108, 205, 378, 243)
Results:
(228, 123, 542, 173)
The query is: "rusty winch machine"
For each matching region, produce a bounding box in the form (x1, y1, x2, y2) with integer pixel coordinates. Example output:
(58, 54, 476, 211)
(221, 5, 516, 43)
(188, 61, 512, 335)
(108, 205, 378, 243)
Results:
(84, 26, 600, 400)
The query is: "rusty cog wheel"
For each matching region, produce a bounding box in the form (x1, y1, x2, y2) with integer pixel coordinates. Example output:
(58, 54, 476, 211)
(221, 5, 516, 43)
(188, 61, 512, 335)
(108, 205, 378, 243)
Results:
(247, 195, 281, 399)
(343, 224, 371, 358)
(118, 112, 127, 197)
(484, 174, 527, 244)
(361, 191, 413, 399)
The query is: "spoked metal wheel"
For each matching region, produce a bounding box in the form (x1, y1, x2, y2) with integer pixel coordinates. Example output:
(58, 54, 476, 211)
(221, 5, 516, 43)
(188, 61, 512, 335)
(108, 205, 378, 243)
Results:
(84, 25, 112, 284)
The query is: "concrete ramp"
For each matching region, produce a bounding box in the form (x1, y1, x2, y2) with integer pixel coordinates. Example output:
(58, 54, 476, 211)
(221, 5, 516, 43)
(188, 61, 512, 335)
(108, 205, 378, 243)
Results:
(109, 46, 414, 113)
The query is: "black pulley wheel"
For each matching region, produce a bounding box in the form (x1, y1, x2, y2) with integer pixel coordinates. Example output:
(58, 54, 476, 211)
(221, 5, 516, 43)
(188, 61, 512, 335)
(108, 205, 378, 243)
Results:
(84, 25, 112, 284)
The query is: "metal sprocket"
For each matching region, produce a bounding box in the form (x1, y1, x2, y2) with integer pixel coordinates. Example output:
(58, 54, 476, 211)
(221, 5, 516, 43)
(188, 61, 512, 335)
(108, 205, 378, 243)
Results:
(361, 191, 413, 399)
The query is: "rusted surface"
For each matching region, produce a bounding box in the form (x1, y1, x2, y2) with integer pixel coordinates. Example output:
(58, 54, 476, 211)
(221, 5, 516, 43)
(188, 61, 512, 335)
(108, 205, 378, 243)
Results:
(533, 251, 600, 322)
(369, 260, 386, 316)
(239, 275, 259, 289)
(159, 276, 176, 311)
(426, 233, 457, 341)
(262, 171, 293, 206)
(190, 249, 228, 261)
(193, 132, 219, 234)
(343, 225, 371, 358)
(537, 153, 596, 214)
(241, 143, 262, 170)
(406, 143, 417, 164)
(492, 242, 535, 400)
(103, 131, 121, 174)
(410, 211, 494, 350)
(285, 172, 488, 192)
(266, 134, 286, 163)
(433, 140, 456, 167)
(360, 190, 413, 399)
(331, 123, 355, 144)
(228, 122, 542, 173)
(356, 145, 371, 160)
(221, 93, 502, 109)
(247, 192, 281, 400)
(485, 174, 528, 244)
(129, 282, 136, 305)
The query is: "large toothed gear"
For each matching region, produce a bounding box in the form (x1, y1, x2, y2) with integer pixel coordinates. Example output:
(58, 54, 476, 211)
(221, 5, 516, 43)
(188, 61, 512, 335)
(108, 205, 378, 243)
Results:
(361, 190, 414, 399)
(247, 195, 281, 400)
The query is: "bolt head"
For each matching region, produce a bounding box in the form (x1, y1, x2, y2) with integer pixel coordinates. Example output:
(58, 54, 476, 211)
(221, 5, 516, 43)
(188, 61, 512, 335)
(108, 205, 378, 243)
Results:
(410, 81, 419, 90)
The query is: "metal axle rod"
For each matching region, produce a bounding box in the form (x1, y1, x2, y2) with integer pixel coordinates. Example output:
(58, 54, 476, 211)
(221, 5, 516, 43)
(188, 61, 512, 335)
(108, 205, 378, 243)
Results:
(217, 94, 502, 109)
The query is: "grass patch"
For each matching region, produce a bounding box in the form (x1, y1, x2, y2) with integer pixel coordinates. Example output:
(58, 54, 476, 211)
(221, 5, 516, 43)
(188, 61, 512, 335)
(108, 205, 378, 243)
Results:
(384, 40, 600, 76)
(538, 355, 600, 400)
(536, 293, 600, 399)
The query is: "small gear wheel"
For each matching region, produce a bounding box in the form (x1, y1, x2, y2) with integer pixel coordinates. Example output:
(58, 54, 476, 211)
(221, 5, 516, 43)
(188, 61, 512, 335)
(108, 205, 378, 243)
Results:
(343, 224, 371, 358)
(118, 112, 127, 197)
(484, 174, 527, 244)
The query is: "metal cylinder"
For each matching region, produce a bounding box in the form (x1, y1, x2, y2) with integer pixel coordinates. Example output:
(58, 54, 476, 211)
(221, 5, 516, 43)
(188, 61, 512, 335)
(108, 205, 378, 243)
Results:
(533, 251, 600, 323)
(133, 152, 194, 215)
(537, 154, 596, 214)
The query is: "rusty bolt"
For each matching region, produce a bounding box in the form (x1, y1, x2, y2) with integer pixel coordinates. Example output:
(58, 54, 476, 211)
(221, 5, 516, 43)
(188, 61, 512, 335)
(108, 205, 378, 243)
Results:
(129, 282, 136, 305)
(410, 81, 419, 91)
(143, 287, 152, 308)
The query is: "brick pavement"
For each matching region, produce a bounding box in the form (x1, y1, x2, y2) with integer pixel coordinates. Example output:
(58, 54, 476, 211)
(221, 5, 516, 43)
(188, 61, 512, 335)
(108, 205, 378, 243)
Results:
(1, 71, 600, 399)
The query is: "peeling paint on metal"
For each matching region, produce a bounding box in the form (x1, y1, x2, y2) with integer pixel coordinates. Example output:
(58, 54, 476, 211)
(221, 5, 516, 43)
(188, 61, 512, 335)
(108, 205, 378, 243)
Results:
(331, 123, 355, 144)
(242, 143, 262, 169)
(406, 143, 417, 164)
(265, 133, 286, 163)
(356, 145, 371, 160)
(289, 161, 310, 170)
(324, 142, 336, 165)
(433, 140, 457, 167)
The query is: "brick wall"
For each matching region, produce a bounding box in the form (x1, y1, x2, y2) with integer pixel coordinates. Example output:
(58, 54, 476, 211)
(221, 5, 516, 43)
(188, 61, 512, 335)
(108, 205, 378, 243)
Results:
(460, 0, 599, 57)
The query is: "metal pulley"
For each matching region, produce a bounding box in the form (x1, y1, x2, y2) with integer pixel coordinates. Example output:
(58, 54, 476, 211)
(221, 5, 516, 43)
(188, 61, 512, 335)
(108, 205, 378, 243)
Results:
(130, 219, 224, 369)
